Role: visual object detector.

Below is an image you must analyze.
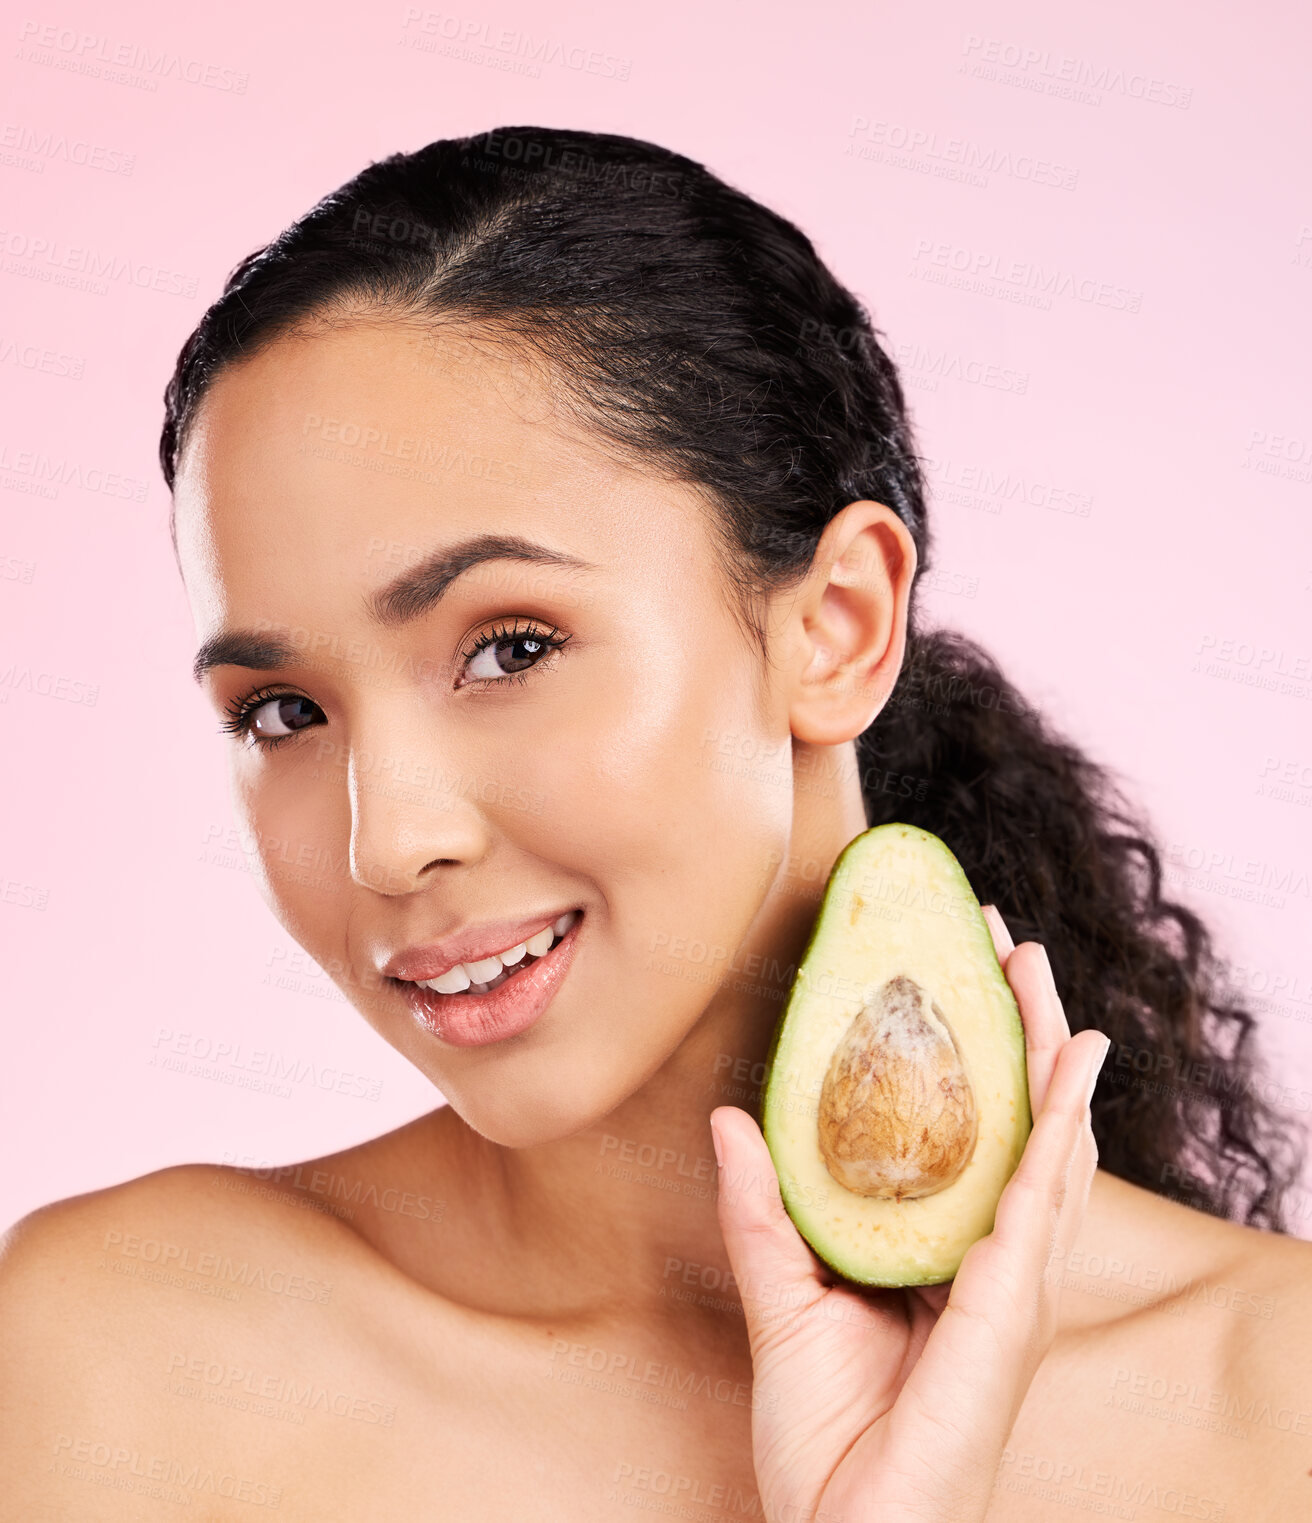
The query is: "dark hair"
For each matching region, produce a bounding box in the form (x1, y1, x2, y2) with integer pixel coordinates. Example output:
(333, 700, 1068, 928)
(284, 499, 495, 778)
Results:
(161, 125, 1305, 1232)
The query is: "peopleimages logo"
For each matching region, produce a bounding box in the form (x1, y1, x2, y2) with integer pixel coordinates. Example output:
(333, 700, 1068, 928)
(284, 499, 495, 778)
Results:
(910, 238, 1143, 313)
(0, 122, 134, 175)
(847, 116, 1079, 191)
(0, 230, 197, 297)
(890, 341, 1030, 396)
(0, 441, 148, 500)
(960, 35, 1192, 109)
(16, 20, 249, 92)
(921, 455, 1094, 517)
(0, 336, 84, 378)
(398, 10, 631, 80)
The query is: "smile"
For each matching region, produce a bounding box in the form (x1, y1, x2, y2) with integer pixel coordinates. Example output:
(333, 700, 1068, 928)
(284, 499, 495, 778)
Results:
(395, 909, 585, 1048)
(406, 909, 580, 996)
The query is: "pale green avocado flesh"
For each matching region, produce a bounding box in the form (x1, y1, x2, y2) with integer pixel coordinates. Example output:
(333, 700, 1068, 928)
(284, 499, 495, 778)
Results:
(762, 822, 1032, 1287)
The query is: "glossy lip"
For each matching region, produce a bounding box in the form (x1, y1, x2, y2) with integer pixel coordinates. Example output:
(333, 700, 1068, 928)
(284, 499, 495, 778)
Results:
(381, 908, 582, 984)
(396, 910, 583, 1048)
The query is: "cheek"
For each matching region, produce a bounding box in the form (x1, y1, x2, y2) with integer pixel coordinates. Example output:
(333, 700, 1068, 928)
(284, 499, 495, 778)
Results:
(233, 758, 353, 951)
(521, 631, 793, 965)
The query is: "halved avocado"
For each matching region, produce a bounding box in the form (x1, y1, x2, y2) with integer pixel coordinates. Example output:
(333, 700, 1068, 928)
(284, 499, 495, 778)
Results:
(761, 822, 1031, 1287)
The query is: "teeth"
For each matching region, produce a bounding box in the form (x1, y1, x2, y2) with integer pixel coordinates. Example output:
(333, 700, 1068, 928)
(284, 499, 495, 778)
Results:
(465, 955, 505, 983)
(429, 963, 471, 995)
(416, 909, 580, 995)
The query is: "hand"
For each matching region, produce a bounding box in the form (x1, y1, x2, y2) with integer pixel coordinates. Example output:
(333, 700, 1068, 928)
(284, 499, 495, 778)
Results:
(710, 905, 1110, 1523)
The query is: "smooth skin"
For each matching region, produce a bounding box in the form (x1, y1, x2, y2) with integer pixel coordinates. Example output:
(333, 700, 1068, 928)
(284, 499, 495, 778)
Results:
(2, 318, 1310, 1520)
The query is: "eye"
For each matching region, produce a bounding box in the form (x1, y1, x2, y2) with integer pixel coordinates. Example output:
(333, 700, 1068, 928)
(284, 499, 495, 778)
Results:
(459, 619, 571, 688)
(219, 686, 325, 750)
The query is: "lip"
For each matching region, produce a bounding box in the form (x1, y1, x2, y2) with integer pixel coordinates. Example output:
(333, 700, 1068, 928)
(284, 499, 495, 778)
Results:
(394, 910, 583, 1048)
(381, 909, 581, 983)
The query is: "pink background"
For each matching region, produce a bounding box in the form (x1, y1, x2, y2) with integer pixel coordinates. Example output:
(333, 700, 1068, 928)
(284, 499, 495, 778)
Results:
(3, 1, 1310, 1234)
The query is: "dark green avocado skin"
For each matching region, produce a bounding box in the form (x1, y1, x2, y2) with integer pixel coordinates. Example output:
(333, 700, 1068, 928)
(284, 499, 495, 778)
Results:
(757, 821, 1020, 1289)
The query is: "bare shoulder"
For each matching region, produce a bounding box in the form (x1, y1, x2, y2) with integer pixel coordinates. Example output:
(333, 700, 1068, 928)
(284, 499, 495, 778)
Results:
(0, 1157, 354, 1311)
(1211, 1213, 1312, 1386)
(0, 1159, 398, 1516)
(1173, 1206, 1312, 1503)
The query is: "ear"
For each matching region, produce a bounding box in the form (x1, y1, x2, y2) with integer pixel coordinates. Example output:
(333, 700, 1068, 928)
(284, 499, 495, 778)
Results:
(786, 500, 917, 747)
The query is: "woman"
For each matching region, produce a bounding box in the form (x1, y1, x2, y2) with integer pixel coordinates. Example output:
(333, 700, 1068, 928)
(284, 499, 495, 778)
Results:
(3, 125, 1309, 1520)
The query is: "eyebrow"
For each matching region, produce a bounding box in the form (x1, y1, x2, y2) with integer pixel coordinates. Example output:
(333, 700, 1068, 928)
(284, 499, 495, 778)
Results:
(191, 533, 596, 684)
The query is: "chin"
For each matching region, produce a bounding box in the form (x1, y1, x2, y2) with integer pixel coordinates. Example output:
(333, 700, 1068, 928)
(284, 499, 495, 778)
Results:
(449, 1068, 646, 1151)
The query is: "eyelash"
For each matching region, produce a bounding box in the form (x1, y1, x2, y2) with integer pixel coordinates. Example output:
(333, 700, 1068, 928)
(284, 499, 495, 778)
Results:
(460, 619, 572, 687)
(218, 683, 304, 750)
(218, 618, 572, 750)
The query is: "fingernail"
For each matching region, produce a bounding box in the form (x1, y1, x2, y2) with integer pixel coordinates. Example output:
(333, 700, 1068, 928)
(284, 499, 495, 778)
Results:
(1038, 943, 1053, 980)
(710, 1117, 724, 1168)
(1085, 1038, 1110, 1104)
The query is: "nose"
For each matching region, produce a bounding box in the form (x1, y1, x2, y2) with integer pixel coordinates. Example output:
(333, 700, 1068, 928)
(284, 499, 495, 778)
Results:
(343, 717, 489, 895)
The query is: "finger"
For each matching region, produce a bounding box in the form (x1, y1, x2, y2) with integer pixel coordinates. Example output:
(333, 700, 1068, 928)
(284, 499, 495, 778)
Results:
(710, 1106, 827, 1356)
(913, 930, 1079, 1318)
(1047, 1120, 1101, 1281)
(981, 904, 1015, 966)
(1008, 941, 1073, 1117)
(897, 1030, 1107, 1465)
(916, 1022, 1100, 1321)
(964, 1030, 1107, 1327)
(1046, 1055, 1105, 1271)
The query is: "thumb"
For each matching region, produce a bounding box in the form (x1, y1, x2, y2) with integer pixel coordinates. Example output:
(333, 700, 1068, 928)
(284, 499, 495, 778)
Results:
(710, 1105, 828, 1353)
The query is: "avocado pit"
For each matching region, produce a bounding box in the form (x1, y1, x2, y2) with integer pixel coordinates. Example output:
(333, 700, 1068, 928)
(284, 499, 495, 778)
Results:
(817, 973, 978, 1200)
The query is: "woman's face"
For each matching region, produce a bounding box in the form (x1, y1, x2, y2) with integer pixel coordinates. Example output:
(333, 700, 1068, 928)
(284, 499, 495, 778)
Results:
(173, 319, 808, 1146)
